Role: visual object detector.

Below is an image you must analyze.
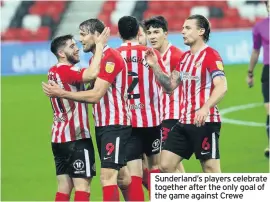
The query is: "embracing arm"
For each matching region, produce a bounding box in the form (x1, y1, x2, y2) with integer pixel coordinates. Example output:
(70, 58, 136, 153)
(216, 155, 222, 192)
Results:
(42, 78, 110, 104)
(203, 76, 228, 110)
(61, 78, 110, 103)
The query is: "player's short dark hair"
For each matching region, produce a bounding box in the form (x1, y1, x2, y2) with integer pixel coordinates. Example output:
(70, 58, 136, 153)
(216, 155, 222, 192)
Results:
(79, 18, 105, 34)
(187, 14, 210, 42)
(143, 16, 168, 32)
(50, 34, 73, 58)
(118, 16, 139, 40)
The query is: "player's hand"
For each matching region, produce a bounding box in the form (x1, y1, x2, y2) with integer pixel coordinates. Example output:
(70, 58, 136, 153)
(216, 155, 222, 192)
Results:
(194, 106, 209, 127)
(95, 27, 110, 47)
(42, 81, 64, 98)
(246, 75, 254, 88)
(145, 48, 158, 67)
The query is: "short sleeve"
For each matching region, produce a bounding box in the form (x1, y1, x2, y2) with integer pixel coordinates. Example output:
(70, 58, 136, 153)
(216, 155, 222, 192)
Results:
(170, 49, 184, 71)
(252, 24, 261, 50)
(205, 50, 225, 80)
(98, 55, 123, 84)
(59, 66, 86, 84)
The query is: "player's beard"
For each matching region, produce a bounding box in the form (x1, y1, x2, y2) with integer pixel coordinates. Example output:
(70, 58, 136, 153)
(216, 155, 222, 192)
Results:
(66, 53, 79, 65)
(83, 43, 96, 53)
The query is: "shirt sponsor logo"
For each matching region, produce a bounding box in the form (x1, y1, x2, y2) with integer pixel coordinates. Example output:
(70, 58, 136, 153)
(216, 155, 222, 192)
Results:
(181, 72, 200, 81)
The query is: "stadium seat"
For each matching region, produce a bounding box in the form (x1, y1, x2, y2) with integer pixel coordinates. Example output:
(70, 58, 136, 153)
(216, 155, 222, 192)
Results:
(110, 0, 137, 25)
(238, 4, 257, 21)
(190, 6, 210, 18)
(22, 14, 41, 32)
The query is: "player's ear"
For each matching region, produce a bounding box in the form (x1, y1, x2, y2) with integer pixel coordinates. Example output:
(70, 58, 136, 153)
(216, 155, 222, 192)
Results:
(57, 49, 65, 58)
(164, 31, 168, 38)
(199, 28, 205, 37)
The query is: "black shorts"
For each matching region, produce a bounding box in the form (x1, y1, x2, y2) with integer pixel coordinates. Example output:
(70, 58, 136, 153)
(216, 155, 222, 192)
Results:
(95, 125, 131, 170)
(52, 138, 96, 178)
(163, 122, 221, 160)
(161, 119, 179, 147)
(126, 126, 162, 162)
(261, 65, 269, 103)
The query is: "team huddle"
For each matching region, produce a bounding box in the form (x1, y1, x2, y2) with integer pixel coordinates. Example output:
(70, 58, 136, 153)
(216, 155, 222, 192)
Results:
(42, 14, 228, 202)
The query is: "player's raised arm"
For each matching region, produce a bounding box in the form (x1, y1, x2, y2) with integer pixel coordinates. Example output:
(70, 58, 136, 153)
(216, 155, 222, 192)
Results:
(81, 27, 110, 82)
(145, 48, 181, 93)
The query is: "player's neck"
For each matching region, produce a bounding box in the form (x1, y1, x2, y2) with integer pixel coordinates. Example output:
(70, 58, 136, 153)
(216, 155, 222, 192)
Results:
(123, 39, 139, 44)
(158, 40, 169, 54)
(190, 40, 206, 55)
(58, 59, 72, 66)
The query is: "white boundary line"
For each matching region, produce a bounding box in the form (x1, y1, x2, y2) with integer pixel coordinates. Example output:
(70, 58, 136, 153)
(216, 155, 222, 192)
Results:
(220, 103, 265, 127)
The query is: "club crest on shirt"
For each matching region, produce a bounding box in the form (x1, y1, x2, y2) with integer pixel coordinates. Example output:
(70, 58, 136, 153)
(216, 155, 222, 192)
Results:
(216, 61, 224, 71)
(105, 62, 115, 73)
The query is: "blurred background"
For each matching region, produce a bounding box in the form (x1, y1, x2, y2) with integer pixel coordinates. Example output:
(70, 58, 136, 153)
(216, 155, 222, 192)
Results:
(1, 0, 268, 41)
(1, 0, 269, 201)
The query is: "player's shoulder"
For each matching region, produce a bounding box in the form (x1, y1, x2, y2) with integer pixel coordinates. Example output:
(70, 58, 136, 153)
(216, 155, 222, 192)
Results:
(50, 64, 72, 71)
(255, 17, 268, 27)
(104, 47, 122, 60)
(205, 46, 222, 59)
(104, 47, 126, 68)
(169, 45, 183, 54)
(180, 50, 191, 59)
(118, 44, 148, 52)
(169, 45, 184, 59)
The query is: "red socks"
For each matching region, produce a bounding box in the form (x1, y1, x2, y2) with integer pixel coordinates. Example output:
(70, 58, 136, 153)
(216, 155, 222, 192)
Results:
(74, 191, 90, 201)
(103, 185, 120, 201)
(55, 191, 90, 201)
(142, 168, 149, 190)
(55, 192, 69, 201)
(127, 176, 145, 201)
(148, 169, 160, 199)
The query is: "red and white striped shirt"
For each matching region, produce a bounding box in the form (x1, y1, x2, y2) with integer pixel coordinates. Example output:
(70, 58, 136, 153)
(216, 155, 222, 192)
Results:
(48, 63, 90, 143)
(159, 43, 183, 121)
(92, 45, 131, 127)
(175, 46, 225, 124)
(117, 42, 161, 127)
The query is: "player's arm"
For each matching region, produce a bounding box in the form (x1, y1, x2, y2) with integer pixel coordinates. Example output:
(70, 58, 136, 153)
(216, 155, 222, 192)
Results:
(195, 58, 227, 127)
(42, 56, 121, 103)
(203, 75, 227, 110)
(145, 48, 181, 93)
(247, 25, 261, 87)
(81, 43, 104, 82)
(48, 78, 110, 104)
(82, 27, 110, 83)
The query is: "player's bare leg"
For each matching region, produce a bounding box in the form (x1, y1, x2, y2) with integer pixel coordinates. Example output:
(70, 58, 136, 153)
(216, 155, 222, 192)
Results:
(117, 166, 131, 201)
(146, 153, 159, 197)
(100, 168, 119, 201)
(72, 178, 92, 201)
(142, 154, 149, 189)
(200, 159, 221, 173)
(175, 162, 185, 173)
(55, 175, 73, 201)
(118, 159, 144, 201)
(264, 103, 269, 158)
(159, 150, 182, 173)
